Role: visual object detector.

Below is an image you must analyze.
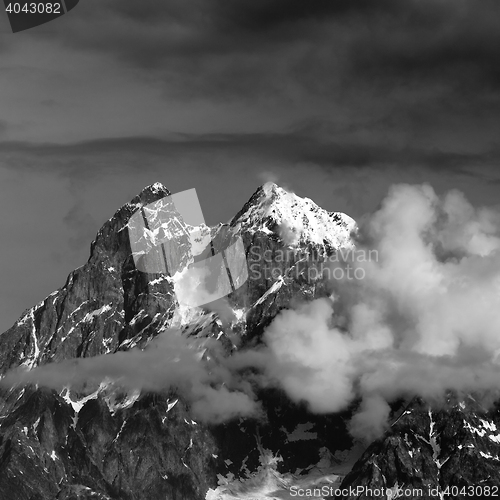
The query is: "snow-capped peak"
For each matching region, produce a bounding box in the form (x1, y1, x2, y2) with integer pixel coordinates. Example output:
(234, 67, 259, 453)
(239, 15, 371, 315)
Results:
(230, 182, 356, 248)
(141, 182, 170, 196)
(261, 181, 280, 197)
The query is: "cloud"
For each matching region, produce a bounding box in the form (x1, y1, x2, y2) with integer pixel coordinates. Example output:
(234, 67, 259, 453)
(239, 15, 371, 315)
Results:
(262, 299, 357, 413)
(226, 183, 500, 440)
(22, 0, 500, 108)
(348, 396, 391, 443)
(2, 0, 500, 168)
(2, 132, 499, 178)
(1, 328, 260, 424)
(256, 183, 500, 439)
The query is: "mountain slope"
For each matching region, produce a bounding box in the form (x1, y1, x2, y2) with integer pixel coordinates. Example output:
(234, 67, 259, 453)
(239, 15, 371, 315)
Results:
(339, 395, 500, 499)
(228, 182, 355, 249)
(0, 183, 356, 500)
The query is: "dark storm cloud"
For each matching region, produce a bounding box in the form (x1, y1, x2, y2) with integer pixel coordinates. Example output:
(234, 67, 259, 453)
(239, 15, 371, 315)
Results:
(1, 130, 498, 178)
(348, 1, 500, 92)
(12, 0, 498, 172)
(40, 0, 385, 57)
(26, 0, 500, 101)
(207, 0, 393, 33)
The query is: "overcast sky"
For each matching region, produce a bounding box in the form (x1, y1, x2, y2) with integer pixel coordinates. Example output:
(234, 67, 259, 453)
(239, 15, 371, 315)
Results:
(1, 0, 500, 333)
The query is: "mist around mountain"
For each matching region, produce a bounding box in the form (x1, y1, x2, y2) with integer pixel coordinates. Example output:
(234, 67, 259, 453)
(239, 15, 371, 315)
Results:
(1, 182, 500, 499)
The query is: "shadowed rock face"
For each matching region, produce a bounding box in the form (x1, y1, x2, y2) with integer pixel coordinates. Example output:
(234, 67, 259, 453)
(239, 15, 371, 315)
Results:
(0, 183, 177, 374)
(0, 385, 218, 500)
(1, 183, 498, 499)
(339, 396, 500, 499)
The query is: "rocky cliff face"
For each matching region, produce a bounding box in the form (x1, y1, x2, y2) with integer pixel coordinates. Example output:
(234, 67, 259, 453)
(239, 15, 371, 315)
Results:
(0, 183, 218, 500)
(339, 395, 500, 499)
(0, 182, 176, 375)
(1, 182, 498, 500)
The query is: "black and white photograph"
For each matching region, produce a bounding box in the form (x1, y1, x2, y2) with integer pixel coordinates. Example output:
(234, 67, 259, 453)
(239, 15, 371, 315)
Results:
(1, 1, 500, 498)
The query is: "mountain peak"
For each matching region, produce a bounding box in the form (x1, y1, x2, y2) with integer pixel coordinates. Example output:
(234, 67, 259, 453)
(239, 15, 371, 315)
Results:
(230, 183, 356, 248)
(260, 181, 280, 197)
(138, 182, 170, 198)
